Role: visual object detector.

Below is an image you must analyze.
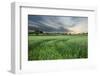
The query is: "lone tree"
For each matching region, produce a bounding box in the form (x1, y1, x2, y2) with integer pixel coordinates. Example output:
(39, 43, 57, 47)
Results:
(35, 30, 43, 35)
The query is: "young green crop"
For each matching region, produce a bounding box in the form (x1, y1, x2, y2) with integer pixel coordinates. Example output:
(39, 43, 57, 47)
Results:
(28, 35, 88, 60)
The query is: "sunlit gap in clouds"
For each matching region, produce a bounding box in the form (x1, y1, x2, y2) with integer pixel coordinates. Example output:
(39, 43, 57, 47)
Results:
(28, 15, 88, 34)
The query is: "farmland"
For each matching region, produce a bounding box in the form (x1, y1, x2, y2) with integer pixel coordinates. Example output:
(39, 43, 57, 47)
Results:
(28, 35, 88, 60)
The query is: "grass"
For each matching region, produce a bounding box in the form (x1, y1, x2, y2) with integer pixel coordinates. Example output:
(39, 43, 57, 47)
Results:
(28, 35, 88, 60)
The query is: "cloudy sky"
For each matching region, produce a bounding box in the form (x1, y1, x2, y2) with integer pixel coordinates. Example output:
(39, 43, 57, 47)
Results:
(28, 15, 88, 33)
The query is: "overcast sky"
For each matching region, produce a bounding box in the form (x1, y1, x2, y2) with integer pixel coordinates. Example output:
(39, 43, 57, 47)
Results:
(28, 15, 88, 33)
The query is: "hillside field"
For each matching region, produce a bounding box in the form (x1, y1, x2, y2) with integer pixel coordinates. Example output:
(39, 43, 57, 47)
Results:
(28, 35, 88, 60)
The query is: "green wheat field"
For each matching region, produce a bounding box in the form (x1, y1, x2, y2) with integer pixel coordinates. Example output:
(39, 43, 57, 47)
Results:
(28, 35, 88, 60)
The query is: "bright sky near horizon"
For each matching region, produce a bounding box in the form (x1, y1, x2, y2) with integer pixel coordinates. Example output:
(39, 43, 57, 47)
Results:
(28, 15, 88, 33)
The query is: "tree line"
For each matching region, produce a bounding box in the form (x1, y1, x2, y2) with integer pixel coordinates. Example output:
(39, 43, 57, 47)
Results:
(28, 30, 88, 36)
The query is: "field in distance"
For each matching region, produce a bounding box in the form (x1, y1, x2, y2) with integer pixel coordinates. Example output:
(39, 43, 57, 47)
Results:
(28, 35, 88, 60)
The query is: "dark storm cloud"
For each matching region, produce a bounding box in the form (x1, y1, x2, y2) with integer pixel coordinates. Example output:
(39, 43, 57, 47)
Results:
(28, 15, 88, 33)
